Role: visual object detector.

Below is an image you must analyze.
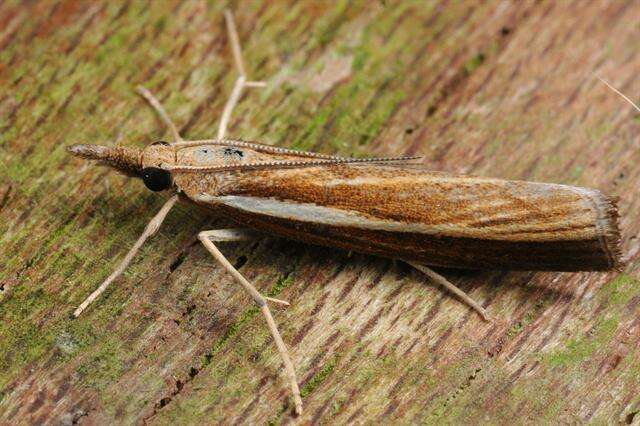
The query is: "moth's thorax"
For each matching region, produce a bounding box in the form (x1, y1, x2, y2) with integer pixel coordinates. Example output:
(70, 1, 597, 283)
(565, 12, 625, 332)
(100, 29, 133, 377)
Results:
(173, 144, 298, 196)
(141, 144, 176, 169)
(175, 145, 283, 167)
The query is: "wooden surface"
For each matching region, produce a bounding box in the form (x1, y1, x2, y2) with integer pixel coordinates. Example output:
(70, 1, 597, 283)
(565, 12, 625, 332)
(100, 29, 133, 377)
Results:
(1, 1, 639, 424)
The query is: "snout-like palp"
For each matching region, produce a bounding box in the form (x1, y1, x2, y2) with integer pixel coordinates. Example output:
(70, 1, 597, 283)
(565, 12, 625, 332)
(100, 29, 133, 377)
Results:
(68, 144, 142, 177)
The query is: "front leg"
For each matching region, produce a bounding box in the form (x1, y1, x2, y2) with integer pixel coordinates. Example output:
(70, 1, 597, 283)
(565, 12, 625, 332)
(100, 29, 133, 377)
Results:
(73, 194, 179, 317)
(198, 229, 302, 415)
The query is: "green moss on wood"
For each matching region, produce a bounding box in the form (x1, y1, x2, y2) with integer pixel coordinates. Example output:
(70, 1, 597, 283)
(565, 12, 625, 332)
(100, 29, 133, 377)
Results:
(546, 315, 619, 368)
(300, 354, 340, 398)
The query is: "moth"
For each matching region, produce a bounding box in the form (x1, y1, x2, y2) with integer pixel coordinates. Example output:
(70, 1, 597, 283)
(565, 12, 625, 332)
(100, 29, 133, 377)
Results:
(67, 11, 623, 416)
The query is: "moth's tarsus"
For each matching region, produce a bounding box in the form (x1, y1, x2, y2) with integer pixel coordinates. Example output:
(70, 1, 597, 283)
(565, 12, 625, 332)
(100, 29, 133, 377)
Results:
(598, 76, 640, 113)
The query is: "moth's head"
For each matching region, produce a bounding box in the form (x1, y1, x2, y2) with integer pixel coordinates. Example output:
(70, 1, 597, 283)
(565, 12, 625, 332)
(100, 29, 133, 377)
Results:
(67, 140, 176, 192)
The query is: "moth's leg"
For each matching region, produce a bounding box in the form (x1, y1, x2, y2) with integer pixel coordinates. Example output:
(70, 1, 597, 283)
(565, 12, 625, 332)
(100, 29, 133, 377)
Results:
(217, 9, 267, 140)
(136, 86, 183, 143)
(198, 229, 303, 415)
(202, 227, 257, 242)
(406, 261, 491, 321)
(598, 76, 640, 112)
(73, 195, 179, 317)
(201, 228, 289, 306)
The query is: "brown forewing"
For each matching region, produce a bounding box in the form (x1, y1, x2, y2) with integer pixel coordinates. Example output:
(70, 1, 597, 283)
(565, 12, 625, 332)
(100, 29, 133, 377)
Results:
(172, 145, 621, 271)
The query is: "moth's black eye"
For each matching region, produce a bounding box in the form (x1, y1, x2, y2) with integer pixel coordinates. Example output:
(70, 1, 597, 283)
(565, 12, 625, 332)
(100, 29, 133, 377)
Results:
(151, 140, 169, 146)
(141, 167, 172, 191)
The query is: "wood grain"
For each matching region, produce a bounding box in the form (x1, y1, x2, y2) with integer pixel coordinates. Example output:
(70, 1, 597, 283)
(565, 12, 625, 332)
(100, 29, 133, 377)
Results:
(1, 1, 639, 424)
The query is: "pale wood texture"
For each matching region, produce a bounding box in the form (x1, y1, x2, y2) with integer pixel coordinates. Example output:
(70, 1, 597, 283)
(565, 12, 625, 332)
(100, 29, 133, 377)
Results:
(1, 1, 639, 424)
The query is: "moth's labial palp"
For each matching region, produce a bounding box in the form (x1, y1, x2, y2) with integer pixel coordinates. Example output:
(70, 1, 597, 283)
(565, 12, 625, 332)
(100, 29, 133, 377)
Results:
(151, 140, 170, 146)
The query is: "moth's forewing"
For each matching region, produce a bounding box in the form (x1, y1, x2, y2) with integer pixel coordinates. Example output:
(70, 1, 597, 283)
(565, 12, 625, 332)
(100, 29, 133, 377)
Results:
(173, 143, 621, 271)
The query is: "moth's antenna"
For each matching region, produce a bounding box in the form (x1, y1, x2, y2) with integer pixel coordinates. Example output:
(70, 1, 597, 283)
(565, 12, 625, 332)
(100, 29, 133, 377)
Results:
(172, 138, 418, 163)
(598, 76, 640, 113)
(167, 156, 423, 173)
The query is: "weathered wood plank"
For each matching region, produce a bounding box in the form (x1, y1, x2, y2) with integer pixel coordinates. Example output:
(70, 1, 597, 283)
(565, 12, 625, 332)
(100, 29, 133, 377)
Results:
(1, 1, 639, 424)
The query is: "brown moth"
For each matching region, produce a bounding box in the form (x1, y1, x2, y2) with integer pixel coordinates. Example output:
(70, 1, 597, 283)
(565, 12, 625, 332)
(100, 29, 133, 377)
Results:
(67, 10, 624, 416)
(70, 139, 621, 272)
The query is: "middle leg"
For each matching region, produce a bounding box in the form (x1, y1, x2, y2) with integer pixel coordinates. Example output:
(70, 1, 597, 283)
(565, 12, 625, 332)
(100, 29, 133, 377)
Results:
(198, 228, 302, 414)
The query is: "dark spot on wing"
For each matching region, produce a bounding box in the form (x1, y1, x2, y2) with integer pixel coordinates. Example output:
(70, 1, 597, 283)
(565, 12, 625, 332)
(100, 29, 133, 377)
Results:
(223, 147, 244, 158)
